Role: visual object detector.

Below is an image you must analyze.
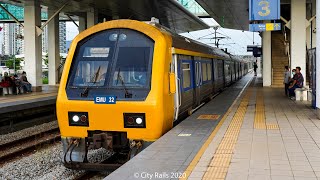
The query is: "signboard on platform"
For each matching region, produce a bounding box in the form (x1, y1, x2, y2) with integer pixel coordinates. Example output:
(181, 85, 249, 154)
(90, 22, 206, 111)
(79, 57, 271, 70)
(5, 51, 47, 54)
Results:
(253, 47, 262, 57)
(247, 45, 262, 57)
(249, 23, 281, 32)
(249, 0, 280, 21)
(247, 45, 257, 52)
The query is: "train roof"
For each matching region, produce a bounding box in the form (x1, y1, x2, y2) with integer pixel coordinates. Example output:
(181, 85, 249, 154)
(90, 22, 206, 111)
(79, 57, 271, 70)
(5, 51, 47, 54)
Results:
(147, 21, 241, 61)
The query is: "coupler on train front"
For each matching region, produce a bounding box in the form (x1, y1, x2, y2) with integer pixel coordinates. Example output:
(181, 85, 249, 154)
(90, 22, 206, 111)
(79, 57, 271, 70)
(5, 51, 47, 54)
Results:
(62, 131, 148, 171)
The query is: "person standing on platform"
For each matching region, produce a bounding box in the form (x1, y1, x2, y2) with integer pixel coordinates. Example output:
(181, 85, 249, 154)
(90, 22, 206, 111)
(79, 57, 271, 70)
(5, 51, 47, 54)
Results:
(288, 67, 304, 99)
(283, 66, 291, 96)
(253, 61, 258, 76)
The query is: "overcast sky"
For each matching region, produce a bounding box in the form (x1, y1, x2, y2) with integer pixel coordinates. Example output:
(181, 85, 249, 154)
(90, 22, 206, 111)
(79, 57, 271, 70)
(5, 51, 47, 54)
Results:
(66, 18, 261, 55)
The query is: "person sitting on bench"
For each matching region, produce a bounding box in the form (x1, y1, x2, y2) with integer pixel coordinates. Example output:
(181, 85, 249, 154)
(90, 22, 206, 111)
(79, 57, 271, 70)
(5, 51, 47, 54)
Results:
(20, 71, 32, 93)
(288, 67, 304, 100)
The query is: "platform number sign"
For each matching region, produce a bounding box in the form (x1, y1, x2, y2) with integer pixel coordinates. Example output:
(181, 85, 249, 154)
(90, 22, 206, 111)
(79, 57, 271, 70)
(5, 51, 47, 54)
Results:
(94, 96, 117, 104)
(249, 0, 280, 21)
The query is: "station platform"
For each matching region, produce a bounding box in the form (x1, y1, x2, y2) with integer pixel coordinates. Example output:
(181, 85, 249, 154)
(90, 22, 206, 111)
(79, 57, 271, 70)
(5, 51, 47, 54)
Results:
(105, 74, 320, 180)
(0, 85, 58, 114)
(0, 85, 58, 134)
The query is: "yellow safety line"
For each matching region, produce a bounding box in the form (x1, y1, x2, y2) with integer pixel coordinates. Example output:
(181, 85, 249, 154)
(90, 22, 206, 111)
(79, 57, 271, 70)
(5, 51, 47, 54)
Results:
(254, 89, 266, 129)
(254, 89, 279, 130)
(202, 86, 252, 180)
(180, 78, 253, 180)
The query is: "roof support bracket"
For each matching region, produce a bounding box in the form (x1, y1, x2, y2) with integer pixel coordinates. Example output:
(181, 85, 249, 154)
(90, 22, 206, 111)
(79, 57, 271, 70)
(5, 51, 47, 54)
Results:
(66, 14, 79, 28)
(0, 4, 24, 27)
(36, 1, 69, 36)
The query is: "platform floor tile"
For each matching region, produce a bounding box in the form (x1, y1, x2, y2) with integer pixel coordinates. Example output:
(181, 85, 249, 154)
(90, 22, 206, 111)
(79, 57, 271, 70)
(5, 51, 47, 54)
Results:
(184, 77, 320, 180)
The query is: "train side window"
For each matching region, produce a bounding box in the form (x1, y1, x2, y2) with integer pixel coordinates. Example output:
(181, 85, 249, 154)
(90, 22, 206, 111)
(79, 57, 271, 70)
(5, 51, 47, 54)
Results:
(202, 63, 207, 81)
(207, 63, 212, 80)
(182, 63, 191, 89)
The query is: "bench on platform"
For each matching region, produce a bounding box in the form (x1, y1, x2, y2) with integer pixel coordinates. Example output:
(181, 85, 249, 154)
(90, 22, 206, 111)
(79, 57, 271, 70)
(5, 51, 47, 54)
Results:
(0, 86, 25, 96)
(295, 87, 310, 101)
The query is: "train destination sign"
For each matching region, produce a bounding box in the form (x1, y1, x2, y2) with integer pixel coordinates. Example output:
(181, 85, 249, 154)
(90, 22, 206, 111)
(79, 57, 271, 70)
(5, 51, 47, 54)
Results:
(249, 0, 280, 21)
(94, 96, 117, 104)
(249, 23, 281, 32)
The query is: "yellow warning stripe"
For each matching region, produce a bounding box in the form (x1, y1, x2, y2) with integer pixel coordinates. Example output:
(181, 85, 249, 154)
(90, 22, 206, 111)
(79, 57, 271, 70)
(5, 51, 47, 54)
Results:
(254, 89, 266, 129)
(254, 89, 279, 130)
(180, 78, 254, 180)
(202, 86, 252, 179)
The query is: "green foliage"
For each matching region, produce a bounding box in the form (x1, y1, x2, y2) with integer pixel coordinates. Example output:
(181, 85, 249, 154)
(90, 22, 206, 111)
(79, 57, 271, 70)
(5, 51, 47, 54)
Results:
(42, 77, 48, 84)
(5, 56, 22, 70)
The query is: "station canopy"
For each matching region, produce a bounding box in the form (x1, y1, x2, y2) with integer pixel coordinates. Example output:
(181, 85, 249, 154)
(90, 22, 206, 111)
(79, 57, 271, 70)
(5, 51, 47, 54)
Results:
(0, 0, 209, 33)
(195, 0, 249, 31)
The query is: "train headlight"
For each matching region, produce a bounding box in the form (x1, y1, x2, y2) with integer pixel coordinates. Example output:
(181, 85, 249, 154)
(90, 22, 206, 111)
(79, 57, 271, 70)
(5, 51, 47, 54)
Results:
(72, 115, 80, 122)
(68, 112, 89, 127)
(124, 113, 146, 128)
(136, 117, 143, 124)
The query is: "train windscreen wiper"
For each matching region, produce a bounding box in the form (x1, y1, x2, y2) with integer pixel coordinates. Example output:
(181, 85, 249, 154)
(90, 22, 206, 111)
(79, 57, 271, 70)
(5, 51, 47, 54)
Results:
(81, 66, 101, 97)
(116, 68, 132, 98)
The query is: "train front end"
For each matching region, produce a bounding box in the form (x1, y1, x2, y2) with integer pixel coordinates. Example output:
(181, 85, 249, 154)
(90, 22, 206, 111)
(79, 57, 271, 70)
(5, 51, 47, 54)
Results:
(56, 20, 175, 167)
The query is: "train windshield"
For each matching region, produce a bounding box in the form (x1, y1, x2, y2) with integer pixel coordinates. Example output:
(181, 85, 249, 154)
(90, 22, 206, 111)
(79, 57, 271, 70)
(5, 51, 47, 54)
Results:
(66, 28, 154, 99)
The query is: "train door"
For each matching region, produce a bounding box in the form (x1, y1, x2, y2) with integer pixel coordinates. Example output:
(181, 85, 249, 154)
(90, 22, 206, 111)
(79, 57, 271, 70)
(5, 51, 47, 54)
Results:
(194, 60, 202, 106)
(176, 55, 195, 118)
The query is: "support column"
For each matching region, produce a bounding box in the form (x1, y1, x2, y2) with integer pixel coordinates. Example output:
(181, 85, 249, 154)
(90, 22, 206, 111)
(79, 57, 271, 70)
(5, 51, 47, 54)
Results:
(312, 19, 317, 48)
(307, 25, 312, 49)
(78, 16, 86, 32)
(312, 0, 317, 48)
(24, 0, 42, 91)
(48, 8, 60, 85)
(316, 0, 320, 117)
(291, 0, 307, 85)
(262, 31, 272, 87)
(87, 8, 98, 28)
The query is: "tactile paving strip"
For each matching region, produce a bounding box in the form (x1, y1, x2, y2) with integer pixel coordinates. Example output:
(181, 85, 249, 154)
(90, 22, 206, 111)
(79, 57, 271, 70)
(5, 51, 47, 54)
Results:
(202, 85, 252, 180)
(254, 89, 267, 129)
(254, 89, 280, 130)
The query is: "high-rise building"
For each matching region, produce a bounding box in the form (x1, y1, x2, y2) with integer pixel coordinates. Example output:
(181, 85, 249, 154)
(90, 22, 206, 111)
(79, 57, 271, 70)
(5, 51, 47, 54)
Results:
(2, 23, 25, 55)
(59, 22, 67, 53)
(2, 21, 67, 55)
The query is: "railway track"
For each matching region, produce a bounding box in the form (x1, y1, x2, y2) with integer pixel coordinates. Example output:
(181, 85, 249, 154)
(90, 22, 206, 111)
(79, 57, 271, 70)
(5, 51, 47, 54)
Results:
(0, 128, 60, 165)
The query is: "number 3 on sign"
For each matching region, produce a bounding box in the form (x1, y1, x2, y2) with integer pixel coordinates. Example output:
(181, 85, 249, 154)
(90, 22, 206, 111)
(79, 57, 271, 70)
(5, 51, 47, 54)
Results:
(258, 1, 271, 17)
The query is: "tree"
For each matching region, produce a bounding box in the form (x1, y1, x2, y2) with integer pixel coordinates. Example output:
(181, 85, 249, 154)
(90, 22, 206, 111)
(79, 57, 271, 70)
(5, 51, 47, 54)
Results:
(5, 56, 22, 70)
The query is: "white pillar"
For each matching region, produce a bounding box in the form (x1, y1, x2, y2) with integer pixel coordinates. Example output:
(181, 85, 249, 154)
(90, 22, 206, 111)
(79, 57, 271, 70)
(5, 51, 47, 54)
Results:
(262, 31, 272, 86)
(48, 8, 60, 85)
(87, 8, 98, 28)
(316, 0, 320, 114)
(78, 16, 86, 32)
(291, 0, 307, 85)
(24, 0, 42, 91)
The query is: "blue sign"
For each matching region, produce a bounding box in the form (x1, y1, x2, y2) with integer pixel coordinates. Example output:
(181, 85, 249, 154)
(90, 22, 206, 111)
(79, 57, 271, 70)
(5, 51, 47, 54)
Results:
(249, 0, 280, 20)
(249, 24, 266, 31)
(249, 23, 281, 32)
(94, 96, 116, 104)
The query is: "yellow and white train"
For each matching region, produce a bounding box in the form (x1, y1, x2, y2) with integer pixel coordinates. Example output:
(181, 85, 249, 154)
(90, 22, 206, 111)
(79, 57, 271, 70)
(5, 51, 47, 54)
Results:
(56, 19, 250, 167)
